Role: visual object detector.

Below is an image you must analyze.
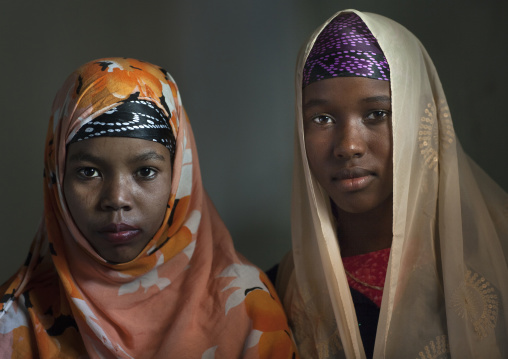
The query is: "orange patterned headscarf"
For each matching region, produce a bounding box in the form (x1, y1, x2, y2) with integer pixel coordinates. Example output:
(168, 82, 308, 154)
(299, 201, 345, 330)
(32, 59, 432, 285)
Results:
(0, 58, 298, 359)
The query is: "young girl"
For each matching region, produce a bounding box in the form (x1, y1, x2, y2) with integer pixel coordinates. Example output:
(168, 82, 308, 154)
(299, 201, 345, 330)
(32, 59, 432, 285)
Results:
(276, 10, 508, 358)
(0, 58, 298, 358)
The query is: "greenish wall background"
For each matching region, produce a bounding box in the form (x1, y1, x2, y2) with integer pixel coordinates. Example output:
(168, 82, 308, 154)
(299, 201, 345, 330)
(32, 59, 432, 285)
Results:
(1, 0, 507, 284)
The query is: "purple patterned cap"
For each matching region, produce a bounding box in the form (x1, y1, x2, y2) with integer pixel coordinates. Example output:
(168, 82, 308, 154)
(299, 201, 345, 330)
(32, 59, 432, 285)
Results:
(302, 12, 390, 87)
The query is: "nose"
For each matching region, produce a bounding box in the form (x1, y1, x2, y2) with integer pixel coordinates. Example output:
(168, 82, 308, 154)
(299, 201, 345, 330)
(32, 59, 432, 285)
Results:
(333, 120, 366, 159)
(100, 176, 133, 211)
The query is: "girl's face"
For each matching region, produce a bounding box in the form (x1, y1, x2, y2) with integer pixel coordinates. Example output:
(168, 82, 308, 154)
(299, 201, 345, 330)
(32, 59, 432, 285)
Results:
(303, 76, 393, 214)
(63, 137, 173, 263)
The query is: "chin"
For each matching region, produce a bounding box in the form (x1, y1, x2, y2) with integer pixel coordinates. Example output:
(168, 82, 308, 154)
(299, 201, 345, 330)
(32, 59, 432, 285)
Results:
(336, 204, 374, 215)
(100, 249, 139, 264)
(331, 195, 381, 214)
(331, 197, 369, 213)
(332, 193, 393, 215)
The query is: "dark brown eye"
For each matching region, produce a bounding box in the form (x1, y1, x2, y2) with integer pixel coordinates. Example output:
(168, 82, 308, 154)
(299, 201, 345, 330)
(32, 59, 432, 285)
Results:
(366, 110, 390, 123)
(137, 167, 157, 178)
(79, 167, 100, 178)
(311, 114, 334, 125)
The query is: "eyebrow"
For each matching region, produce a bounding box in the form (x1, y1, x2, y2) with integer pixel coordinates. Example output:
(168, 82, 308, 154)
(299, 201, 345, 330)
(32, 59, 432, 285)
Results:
(132, 151, 167, 163)
(302, 98, 328, 110)
(67, 152, 101, 164)
(67, 150, 167, 164)
(303, 95, 391, 110)
(362, 95, 391, 103)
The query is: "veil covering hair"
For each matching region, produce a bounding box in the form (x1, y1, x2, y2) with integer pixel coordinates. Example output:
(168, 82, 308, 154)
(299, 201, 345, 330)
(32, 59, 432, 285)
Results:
(277, 9, 508, 358)
(0, 58, 297, 358)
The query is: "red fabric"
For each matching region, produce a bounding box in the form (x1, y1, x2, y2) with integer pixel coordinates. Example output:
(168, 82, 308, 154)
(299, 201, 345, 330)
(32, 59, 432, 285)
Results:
(342, 248, 390, 307)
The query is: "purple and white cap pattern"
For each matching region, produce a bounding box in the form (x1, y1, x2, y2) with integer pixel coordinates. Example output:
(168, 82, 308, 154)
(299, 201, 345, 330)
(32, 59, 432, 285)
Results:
(302, 12, 390, 87)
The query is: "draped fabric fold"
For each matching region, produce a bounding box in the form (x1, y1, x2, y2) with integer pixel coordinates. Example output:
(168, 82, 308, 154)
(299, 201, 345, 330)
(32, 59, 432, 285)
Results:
(277, 10, 508, 358)
(0, 58, 297, 359)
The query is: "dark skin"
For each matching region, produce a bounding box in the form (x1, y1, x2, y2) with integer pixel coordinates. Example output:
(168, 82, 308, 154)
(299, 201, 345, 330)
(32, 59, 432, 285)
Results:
(303, 77, 393, 257)
(64, 137, 173, 263)
(331, 196, 392, 257)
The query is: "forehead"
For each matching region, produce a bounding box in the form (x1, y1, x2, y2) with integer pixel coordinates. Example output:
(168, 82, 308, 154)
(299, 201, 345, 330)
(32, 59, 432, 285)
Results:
(66, 137, 171, 163)
(303, 77, 391, 102)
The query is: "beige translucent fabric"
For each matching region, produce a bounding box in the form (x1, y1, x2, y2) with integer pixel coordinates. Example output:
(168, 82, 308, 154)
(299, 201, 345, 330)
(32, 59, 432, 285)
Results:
(277, 9, 508, 359)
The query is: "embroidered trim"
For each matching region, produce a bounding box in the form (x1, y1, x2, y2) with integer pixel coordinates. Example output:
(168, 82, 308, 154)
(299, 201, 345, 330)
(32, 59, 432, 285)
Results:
(416, 335, 450, 359)
(451, 269, 499, 339)
(345, 270, 383, 291)
(438, 99, 455, 151)
(419, 103, 439, 172)
(293, 287, 343, 358)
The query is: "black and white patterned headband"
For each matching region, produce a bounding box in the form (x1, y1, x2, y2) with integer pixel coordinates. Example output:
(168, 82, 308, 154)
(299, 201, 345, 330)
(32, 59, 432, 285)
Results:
(69, 99, 176, 160)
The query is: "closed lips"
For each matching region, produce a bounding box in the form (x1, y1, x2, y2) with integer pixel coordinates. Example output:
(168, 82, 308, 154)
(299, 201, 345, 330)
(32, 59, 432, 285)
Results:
(99, 223, 139, 233)
(333, 167, 373, 180)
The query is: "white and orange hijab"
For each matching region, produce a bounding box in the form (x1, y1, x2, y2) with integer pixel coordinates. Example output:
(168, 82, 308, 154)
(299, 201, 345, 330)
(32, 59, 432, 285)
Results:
(0, 58, 298, 359)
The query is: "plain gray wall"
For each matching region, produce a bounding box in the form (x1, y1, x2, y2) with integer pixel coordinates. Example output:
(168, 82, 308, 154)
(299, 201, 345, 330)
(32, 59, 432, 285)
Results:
(1, 0, 507, 284)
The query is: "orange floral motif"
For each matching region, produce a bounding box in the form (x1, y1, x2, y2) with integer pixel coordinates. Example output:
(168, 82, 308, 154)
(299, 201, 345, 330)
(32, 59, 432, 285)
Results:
(0, 58, 297, 358)
(220, 264, 299, 358)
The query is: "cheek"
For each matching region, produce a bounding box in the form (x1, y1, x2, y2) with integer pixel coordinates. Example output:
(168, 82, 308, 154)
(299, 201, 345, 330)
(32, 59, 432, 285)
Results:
(63, 171, 101, 210)
(153, 193, 170, 220)
(144, 178, 172, 223)
(64, 181, 79, 215)
(63, 183, 89, 234)
(371, 128, 392, 164)
(304, 135, 329, 175)
(375, 133, 393, 189)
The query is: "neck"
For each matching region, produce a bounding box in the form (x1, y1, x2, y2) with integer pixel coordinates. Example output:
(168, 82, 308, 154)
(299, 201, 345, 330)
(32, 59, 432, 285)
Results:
(333, 195, 393, 257)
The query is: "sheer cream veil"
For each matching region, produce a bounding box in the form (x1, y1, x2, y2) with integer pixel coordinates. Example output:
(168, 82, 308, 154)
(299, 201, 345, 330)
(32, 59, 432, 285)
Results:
(276, 9, 508, 359)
